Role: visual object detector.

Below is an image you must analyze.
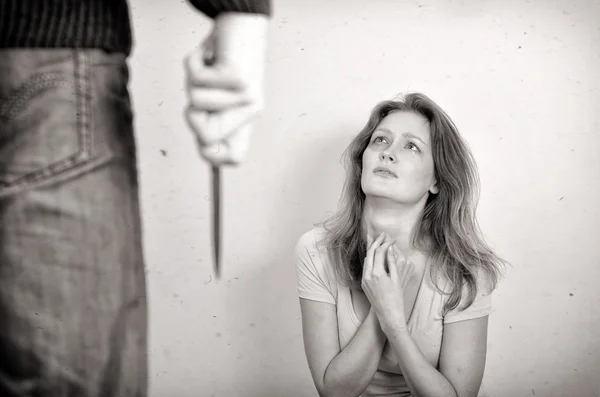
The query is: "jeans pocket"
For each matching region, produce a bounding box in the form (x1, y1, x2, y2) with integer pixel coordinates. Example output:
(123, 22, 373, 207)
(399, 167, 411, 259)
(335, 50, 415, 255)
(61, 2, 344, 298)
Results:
(0, 50, 94, 197)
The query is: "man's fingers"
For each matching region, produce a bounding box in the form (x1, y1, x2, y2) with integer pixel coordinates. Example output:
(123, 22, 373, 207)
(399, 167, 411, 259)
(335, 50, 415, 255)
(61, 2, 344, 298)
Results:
(224, 124, 252, 164)
(199, 125, 253, 166)
(201, 28, 216, 66)
(185, 108, 207, 140)
(185, 51, 245, 90)
(186, 108, 208, 144)
(187, 87, 251, 112)
(187, 103, 262, 147)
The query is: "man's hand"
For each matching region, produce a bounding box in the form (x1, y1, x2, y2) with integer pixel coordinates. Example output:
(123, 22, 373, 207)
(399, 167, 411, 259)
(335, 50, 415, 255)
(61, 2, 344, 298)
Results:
(184, 12, 268, 166)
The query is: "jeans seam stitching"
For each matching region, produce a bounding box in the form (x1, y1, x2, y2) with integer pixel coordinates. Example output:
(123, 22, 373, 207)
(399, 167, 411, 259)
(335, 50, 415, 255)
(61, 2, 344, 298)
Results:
(0, 74, 70, 120)
(0, 50, 93, 192)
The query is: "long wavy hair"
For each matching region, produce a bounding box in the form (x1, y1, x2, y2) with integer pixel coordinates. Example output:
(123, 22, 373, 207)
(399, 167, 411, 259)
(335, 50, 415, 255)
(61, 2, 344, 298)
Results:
(319, 92, 506, 312)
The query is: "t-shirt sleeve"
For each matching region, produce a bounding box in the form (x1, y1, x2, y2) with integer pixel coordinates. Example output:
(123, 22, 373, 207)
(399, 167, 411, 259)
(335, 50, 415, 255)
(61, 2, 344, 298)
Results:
(294, 230, 336, 305)
(443, 271, 494, 324)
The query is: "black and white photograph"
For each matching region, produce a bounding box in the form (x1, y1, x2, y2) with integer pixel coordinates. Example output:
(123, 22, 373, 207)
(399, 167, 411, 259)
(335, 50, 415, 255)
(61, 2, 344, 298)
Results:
(0, 0, 598, 396)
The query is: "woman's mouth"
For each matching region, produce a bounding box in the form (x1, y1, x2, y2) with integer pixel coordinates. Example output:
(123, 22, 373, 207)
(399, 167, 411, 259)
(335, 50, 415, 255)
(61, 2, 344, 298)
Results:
(373, 166, 398, 178)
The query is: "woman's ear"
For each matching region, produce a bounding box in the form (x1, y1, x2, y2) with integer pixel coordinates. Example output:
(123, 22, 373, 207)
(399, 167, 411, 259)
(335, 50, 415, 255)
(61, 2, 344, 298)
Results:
(430, 181, 439, 194)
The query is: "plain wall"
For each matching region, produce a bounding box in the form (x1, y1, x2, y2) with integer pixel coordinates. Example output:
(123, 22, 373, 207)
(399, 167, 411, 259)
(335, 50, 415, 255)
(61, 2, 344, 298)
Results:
(127, 0, 600, 396)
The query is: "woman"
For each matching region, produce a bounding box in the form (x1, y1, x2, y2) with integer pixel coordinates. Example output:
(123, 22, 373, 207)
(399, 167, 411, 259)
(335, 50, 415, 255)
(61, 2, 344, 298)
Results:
(294, 93, 507, 397)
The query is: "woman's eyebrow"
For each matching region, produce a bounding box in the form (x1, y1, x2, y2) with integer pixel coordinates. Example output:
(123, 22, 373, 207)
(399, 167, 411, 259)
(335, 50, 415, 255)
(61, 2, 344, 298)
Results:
(375, 128, 429, 146)
(373, 127, 392, 135)
(402, 131, 429, 147)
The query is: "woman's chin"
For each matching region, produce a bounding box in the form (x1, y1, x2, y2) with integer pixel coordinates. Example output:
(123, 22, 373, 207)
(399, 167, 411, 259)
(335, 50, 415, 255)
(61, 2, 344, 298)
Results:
(364, 190, 400, 203)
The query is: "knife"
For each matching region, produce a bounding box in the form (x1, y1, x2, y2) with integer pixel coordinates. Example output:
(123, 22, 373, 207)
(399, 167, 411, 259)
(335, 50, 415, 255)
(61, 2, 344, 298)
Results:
(202, 37, 222, 279)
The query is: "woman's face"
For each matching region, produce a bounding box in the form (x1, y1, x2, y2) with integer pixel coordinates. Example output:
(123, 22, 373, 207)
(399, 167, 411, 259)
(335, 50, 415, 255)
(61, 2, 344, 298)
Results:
(360, 111, 438, 204)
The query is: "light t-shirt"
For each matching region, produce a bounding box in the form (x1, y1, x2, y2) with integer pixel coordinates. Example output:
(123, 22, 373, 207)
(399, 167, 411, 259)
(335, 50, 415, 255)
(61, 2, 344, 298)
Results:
(295, 226, 494, 397)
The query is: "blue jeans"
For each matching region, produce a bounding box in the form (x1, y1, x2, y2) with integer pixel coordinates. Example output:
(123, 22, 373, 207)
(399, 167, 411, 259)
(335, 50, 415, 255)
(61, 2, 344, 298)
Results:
(0, 49, 147, 397)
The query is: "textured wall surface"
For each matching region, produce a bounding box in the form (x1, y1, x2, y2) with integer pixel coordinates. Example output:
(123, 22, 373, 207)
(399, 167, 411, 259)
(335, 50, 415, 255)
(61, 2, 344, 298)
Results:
(128, 0, 600, 395)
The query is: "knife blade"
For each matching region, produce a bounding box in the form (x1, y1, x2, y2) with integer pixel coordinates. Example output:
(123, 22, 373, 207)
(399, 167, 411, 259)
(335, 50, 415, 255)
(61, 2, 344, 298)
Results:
(211, 164, 221, 279)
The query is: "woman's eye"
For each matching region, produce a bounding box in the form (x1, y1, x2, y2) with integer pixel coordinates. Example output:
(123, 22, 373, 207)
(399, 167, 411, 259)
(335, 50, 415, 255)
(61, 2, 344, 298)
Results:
(406, 142, 419, 151)
(373, 136, 387, 143)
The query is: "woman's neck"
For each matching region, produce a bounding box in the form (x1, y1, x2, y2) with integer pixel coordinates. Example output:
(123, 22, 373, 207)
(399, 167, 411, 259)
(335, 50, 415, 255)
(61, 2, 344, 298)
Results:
(362, 196, 425, 255)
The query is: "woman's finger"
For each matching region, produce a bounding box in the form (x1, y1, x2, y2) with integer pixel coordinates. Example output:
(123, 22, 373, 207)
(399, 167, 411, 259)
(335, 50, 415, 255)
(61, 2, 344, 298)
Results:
(372, 240, 395, 277)
(387, 245, 399, 283)
(379, 233, 393, 273)
(368, 232, 385, 251)
(363, 232, 386, 279)
(362, 234, 374, 280)
(400, 258, 417, 289)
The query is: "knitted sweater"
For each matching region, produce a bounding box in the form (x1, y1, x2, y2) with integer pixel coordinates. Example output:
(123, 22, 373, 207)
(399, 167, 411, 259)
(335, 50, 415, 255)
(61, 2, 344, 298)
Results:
(0, 0, 271, 55)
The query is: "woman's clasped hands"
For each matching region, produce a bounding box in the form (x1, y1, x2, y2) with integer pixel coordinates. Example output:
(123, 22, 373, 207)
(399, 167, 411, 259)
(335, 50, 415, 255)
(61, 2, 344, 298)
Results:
(361, 232, 418, 333)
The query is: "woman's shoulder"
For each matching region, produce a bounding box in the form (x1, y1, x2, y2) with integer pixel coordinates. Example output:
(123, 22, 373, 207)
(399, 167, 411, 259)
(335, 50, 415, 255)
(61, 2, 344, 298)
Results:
(294, 226, 335, 275)
(294, 225, 328, 253)
(294, 226, 339, 303)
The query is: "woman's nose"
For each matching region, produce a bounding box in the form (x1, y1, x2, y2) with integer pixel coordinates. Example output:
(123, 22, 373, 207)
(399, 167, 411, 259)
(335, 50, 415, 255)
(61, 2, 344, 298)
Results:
(380, 151, 395, 162)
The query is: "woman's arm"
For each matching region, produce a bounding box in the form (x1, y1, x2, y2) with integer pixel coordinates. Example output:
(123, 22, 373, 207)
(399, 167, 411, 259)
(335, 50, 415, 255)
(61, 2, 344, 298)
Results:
(361, 238, 491, 397)
(383, 316, 489, 397)
(300, 299, 386, 397)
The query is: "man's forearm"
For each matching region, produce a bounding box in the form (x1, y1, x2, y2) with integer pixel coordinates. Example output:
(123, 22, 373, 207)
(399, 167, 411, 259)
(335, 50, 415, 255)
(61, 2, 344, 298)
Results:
(321, 309, 386, 397)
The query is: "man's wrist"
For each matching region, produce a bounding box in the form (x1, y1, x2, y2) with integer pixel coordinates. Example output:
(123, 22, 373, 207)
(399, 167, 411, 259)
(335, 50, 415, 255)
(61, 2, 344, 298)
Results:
(212, 12, 268, 65)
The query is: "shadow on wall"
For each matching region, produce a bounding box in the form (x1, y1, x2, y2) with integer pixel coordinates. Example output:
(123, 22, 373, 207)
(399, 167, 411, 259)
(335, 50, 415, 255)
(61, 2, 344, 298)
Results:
(220, 125, 352, 396)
